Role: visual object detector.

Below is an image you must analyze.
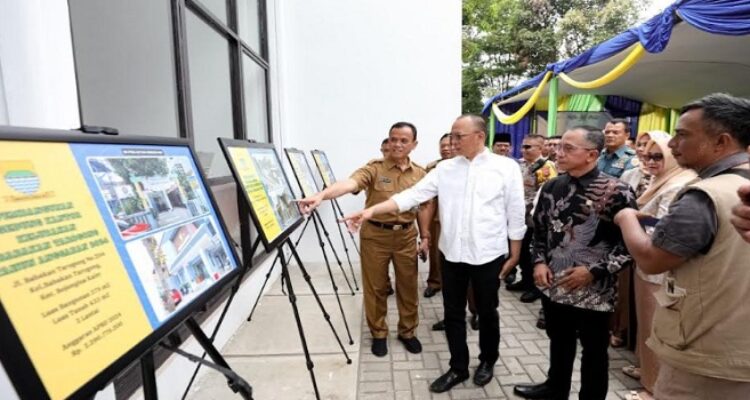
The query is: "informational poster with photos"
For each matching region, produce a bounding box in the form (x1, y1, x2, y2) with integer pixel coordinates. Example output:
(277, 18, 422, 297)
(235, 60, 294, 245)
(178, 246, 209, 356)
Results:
(0, 132, 240, 400)
(218, 139, 303, 249)
(284, 148, 320, 198)
(310, 150, 337, 189)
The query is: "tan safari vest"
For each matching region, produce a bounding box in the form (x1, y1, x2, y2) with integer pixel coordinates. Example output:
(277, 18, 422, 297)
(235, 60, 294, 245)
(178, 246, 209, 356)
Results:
(647, 166, 750, 382)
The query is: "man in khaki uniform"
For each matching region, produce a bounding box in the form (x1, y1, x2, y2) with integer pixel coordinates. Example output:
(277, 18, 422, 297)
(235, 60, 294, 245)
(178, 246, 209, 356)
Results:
(298, 122, 431, 357)
(423, 133, 454, 298)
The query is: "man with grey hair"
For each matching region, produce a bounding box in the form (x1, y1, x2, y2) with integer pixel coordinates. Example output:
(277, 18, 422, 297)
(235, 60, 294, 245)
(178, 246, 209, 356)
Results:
(341, 114, 526, 393)
(514, 126, 636, 400)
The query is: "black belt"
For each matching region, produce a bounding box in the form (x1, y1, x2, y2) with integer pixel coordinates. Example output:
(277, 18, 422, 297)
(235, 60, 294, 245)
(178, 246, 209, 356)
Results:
(368, 220, 412, 231)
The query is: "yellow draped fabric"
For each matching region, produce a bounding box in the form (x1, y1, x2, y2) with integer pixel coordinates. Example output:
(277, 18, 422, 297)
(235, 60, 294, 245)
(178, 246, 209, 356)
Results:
(492, 72, 553, 124)
(638, 103, 670, 133)
(558, 44, 645, 90)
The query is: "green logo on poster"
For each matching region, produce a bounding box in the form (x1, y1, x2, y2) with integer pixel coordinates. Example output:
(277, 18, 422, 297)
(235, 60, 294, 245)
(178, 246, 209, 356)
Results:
(3, 163, 40, 195)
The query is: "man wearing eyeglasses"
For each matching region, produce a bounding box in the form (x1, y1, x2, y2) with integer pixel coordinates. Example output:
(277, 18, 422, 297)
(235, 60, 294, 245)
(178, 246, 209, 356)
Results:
(598, 118, 637, 178)
(340, 114, 526, 393)
(507, 135, 557, 304)
(514, 126, 635, 400)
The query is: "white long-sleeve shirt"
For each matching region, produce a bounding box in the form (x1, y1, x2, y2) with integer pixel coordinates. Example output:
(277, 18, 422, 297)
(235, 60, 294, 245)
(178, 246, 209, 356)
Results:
(392, 148, 527, 265)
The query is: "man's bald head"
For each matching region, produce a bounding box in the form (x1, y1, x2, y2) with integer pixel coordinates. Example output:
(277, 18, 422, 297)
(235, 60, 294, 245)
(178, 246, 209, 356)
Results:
(456, 114, 487, 134)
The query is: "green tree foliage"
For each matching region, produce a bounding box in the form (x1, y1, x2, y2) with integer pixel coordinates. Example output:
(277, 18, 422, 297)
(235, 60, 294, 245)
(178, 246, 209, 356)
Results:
(462, 0, 647, 114)
(109, 158, 169, 185)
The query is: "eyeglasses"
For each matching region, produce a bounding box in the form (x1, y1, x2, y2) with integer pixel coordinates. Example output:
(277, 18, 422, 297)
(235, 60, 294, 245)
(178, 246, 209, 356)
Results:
(643, 153, 664, 162)
(450, 132, 479, 141)
(521, 144, 538, 150)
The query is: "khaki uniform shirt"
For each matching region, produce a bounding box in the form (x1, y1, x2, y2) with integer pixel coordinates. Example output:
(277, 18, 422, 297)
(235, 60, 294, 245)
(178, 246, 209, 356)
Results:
(425, 159, 442, 222)
(350, 158, 426, 224)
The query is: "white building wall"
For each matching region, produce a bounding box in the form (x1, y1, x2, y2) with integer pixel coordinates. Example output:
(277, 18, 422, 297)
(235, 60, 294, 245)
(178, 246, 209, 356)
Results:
(273, 0, 462, 263)
(0, 0, 79, 129)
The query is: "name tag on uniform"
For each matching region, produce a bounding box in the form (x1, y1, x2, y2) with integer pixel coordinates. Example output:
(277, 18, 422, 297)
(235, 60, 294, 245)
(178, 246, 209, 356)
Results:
(379, 177, 392, 184)
(613, 158, 627, 169)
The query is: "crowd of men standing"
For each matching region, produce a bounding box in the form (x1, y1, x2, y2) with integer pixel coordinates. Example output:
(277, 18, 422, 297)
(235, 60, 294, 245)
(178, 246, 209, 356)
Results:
(297, 92, 750, 400)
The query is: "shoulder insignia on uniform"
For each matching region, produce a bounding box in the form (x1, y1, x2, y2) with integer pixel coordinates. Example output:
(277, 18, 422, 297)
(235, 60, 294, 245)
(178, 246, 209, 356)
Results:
(367, 158, 384, 165)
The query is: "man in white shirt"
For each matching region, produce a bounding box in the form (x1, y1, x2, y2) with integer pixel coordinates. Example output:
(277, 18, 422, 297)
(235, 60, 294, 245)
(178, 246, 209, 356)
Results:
(341, 114, 526, 393)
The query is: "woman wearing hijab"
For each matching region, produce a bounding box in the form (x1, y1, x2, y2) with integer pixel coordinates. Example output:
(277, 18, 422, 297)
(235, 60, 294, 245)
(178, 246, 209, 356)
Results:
(623, 131, 698, 399)
(611, 131, 670, 350)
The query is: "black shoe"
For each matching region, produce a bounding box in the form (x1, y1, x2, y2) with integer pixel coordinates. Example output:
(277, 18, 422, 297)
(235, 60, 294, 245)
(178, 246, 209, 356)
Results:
(423, 287, 440, 298)
(536, 308, 546, 330)
(371, 338, 387, 357)
(513, 382, 554, 399)
(397, 335, 422, 354)
(506, 281, 529, 292)
(504, 272, 517, 285)
(473, 361, 494, 386)
(387, 286, 395, 296)
(429, 369, 469, 393)
(470, 314, 479, 331)
(432, 320, 446, 331)
(520, 290, 542, 303)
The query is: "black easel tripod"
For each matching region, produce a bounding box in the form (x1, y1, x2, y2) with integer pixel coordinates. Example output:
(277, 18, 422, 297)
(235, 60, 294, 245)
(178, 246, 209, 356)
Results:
(275, 236, 353, 400)
(245, 209, 355, 323)
(178, 235, 263, 399)
(328, 199, 360, 290)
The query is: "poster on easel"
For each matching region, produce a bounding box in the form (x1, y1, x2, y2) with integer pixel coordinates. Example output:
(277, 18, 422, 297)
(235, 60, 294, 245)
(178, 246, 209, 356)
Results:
(310, 150, 337, 189)
(218, 139, 303, 251)
(0, 127, 241, 400)
(284, 148, 320, 198)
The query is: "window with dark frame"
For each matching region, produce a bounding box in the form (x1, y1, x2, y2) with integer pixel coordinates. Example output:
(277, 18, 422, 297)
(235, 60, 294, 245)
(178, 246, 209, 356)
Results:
(108, 1, 271, 398)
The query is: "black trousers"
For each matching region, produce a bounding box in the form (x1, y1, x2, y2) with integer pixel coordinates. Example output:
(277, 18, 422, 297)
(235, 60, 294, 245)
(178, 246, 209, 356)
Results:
(506, 228, 535, 289)
(441, 252, 503, 373)
(519, 228, 535, 288)
(543, 297, 610, 400)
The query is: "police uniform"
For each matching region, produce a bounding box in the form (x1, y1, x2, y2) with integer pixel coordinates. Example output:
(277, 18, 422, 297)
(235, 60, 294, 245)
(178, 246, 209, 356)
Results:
(350, 157, 426, 339)
(516, 157, 557, 291)
(597, 145, 637, 178)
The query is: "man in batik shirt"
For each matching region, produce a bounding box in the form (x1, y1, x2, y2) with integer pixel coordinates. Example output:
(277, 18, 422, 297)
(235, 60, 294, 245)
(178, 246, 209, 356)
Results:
(514, 126, 636, 400)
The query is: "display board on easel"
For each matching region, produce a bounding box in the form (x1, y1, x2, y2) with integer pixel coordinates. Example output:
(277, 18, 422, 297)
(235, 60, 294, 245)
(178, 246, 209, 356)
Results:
(217, 139, 303, 251)
(310, 150, 337, 189)
(284, 148, 320, 198)
(0, 127, 242, 400)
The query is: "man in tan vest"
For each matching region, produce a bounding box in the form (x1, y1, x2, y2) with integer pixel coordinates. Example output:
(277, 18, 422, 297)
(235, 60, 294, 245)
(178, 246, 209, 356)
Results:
(615, 93, 750, 400)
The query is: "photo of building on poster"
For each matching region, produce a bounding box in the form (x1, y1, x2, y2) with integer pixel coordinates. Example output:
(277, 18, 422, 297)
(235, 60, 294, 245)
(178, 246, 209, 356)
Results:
(312, 151, 336, 187)
(86, 156, 209, 239)
(126, 217, 234, 322)
(286, 150, 319, 198)
(247, 149, 299, 231)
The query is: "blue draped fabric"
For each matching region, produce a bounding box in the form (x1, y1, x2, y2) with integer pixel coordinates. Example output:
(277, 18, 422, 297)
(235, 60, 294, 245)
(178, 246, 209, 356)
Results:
(482, 0, 750, 114)
(604, 96, 643, 138)
(494, 102, 532, 159)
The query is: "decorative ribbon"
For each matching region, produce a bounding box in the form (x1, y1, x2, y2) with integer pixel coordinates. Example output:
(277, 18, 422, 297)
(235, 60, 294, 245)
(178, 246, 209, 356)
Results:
(491, 71, 553, 124)
(558, 43, 645, 89)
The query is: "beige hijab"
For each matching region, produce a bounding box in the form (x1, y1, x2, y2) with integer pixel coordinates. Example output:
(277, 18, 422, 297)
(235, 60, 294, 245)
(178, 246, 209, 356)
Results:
(637, 131, 697, 207)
